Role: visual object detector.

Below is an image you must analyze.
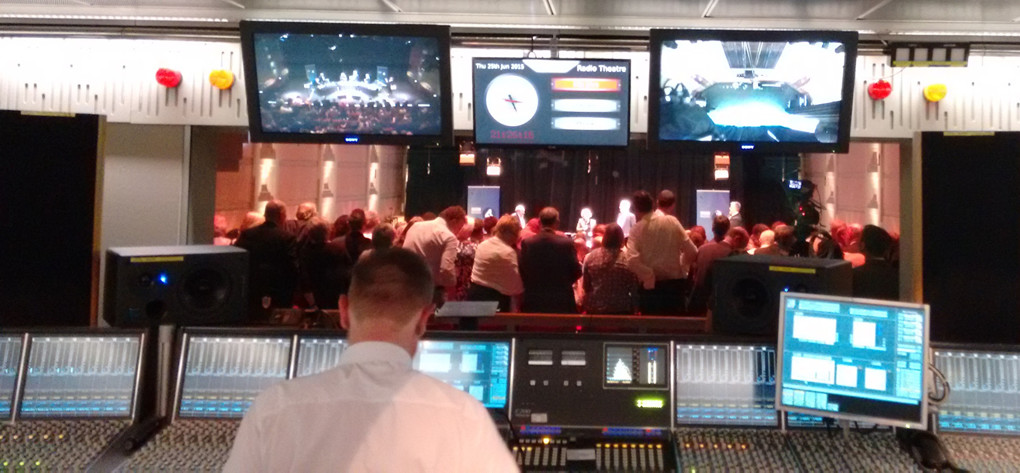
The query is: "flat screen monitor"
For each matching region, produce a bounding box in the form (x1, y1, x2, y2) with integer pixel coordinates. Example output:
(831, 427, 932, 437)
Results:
(604, 343, 668, 389)
(294, 336, 347, 378)
(20, 334, 142, 418)
(473, 58, 631, 147)
(414, 339, 511, 409)
(240, 21, 453, 146)
(0, 335, 22, 420)
(675, 344, 778, 427)
(177, 335, 292, 419)
(776, 293, 930, 429)
(649, 29, 858, 153)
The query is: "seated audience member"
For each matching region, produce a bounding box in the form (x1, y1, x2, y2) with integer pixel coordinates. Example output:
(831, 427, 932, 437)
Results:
(520, 218, 541, 242)
(709, 214, 730, 243)
(751, 229, 775, 254)
(583, 223, 639, 314)
(519, 207, 582, 313)
(689, 222, 744, 313)
(402, 206, 468, 306)
(839, 224, 866, 267)
(748, 223, 770, 252)
(482, 216, 498, 238)
(591, 224, 607, 249)
(224, 249, 517, 472)
(755, 225, 795, 256)
(626, 190, 698, 315)
(234, 201, 298, 318)
(450, 218, 484, 302)
(298, 218, 352, 310)
(771, 220, 788, 231)
(468, 215, 524, 312)
(853, 225, 899, 300)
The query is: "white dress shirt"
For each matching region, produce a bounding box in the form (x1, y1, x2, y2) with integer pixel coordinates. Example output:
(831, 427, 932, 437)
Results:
(625, 211, 698, 289)
(224, 341, 518, 473)
(471, 237, 524, 296)
(401, 217, 459, 287)
(616, 211, 636, 237)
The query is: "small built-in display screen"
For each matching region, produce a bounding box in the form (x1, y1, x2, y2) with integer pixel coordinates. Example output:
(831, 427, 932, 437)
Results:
(178, 336, 292, 418)
(0, 336, 22, 420)
(777, 293, 929, 429)
(294, 337, 347, 378)
(414, 340, 511, 409)
(21, 335, 141, 418)
(604, 343, 668, 389)
(473, 58, 631, 147)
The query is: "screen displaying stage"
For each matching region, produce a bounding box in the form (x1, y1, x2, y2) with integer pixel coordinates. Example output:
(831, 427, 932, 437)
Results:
(473, 58, 630, 147)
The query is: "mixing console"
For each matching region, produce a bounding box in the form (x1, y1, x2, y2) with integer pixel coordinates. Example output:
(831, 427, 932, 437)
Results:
(21, 335, 140, 418)
(514, 437, 672, 472)
(785, 430, 920, 471)
(119, 419, 240, 472)
(939, 433, 1020, 473)
(294, 337, 347, 378)
(0, 335, 22, 420)
(934, 348, 1020, 434)
(674, 427, 799, 471)
(0, 419, 131, 471)
(675, 344, 778, 427)
(177, 335, 291, 418)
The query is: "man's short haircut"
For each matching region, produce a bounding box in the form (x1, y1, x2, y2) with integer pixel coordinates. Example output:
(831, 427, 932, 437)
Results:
(861, 224, 893, 258)
(296, 202, 317, 221)
(538, 207, 559, 228)
(774, 225, 796, 251)
(726, 227, 750, 251)
(439, 206, 467, 224)
(372, 223, 397, 250)
(632, 191, 654, 214)
(602, 223, 625, 251)
(348, 248, 434, 324)
(349, 209, 366, 233)
(264, 200, 287, 223)
(711, 215, 731, 241)
(657, 190, 676, 210)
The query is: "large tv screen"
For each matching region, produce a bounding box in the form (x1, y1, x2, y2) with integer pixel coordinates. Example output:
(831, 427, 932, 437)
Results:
(473, 58, 631, 147)
(649, 30, 858, 153)
(240, 21, 453, 146)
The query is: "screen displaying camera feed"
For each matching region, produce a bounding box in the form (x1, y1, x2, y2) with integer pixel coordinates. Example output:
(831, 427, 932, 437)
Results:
(656, 38, 850, 146)
(604, 343, 668, 389)
(474, 58, 630, 147)
(250, 31, 445, 138)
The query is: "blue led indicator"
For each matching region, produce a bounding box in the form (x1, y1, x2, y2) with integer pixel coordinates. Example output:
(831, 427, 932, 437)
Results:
(741, 144, 755, 150)
(158, 273, 169, 285)
(345, 136, 359, 143)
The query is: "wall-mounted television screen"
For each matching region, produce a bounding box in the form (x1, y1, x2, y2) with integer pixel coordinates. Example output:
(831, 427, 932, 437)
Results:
(240, 21, 453, 146)
(649, 29, 858, 153)
(473, 58, 631, 147)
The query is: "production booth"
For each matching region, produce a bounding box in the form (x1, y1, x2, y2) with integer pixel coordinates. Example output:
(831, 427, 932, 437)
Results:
(2, 292, 1019, 472)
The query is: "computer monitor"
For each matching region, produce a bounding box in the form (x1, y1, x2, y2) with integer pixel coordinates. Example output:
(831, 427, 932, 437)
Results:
(294, 336, 347, 378)
(176, 334, 292, 419)
(776, 293, 930, 429)
(0, 335, 23, 420)
(20, 334, 143, 418)
(414, 339, 511, 409)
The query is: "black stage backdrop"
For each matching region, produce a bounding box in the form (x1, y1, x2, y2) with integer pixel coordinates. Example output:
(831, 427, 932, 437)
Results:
(0, 111, 99, 327)
(407, 140, 798, 233)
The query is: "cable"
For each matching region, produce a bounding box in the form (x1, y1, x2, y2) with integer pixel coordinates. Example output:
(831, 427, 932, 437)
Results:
(928, 362, 950, 405)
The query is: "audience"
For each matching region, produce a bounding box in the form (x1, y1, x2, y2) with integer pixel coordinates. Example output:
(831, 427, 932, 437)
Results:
(519, 207, 582, 313)
(583, 223, 639, 314)
(234, 200, 299, 319)
(285, 202, 317, 241)
(450, 218, 484, 302)
(756, 225, 795, 256)
(751, 229, 775, 254)
(298, 218, 352, 310)
(689, 220, 743, 312)
(468, 215, 524, 312)
(853, 225, 899, 300)
(401, 206, 468, 306)
(688, 225, 707, 248)
(625, 190, 698, 315)
(345, 209, 371, 261)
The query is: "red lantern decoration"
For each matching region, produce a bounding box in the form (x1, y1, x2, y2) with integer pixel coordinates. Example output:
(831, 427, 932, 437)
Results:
(867, 79, 892, 101)
(155, 68, 182, 88)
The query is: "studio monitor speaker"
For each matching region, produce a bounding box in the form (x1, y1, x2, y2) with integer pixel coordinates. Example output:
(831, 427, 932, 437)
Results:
(712, 255, 851, 336)
(103, 245, 248, 327)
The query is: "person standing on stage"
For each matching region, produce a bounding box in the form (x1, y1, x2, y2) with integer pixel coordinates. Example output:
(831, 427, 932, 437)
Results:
(401, 206, 468, 306)
(234, 200, 299, 319)
(625, 190, 698, 315)
(576, 207, 596, 247)
(616, 199, 636, 237)
(728, 201, 744, 229)
(224, 249, 517, 472)
(514, 203, 527, 229)
(519, 207, 582, 313)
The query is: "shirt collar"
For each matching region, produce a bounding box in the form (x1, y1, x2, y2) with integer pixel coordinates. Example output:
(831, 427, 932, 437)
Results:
(338, 341, 413, 367)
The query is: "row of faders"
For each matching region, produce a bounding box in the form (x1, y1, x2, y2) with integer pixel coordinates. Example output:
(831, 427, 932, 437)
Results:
(1, 334, 145, 472)
(514, 437, 672, 472)
(784, 429, 921, 472)
(119, 419, 240, 472)
(674, 428, 800, 472)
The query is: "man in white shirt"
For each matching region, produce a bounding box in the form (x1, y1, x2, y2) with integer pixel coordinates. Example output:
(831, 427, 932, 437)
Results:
(514, 204, 527, 229)
(224, 249, 518, 473)
(401, 206, 468, 304)
(626, 190, 698, 315)
(616, 199, 636, 237)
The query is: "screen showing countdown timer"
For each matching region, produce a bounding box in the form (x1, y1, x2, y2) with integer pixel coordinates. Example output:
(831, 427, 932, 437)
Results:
(473, 58, 631, 147)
